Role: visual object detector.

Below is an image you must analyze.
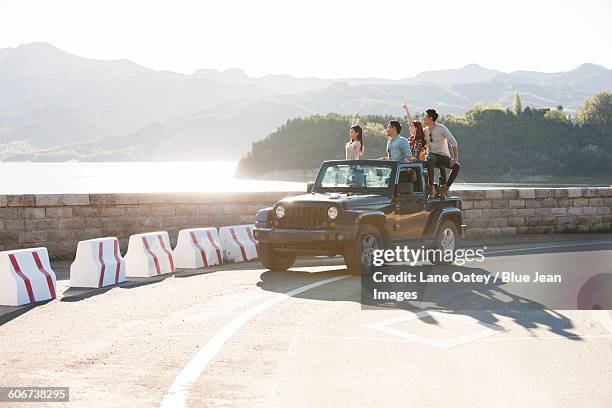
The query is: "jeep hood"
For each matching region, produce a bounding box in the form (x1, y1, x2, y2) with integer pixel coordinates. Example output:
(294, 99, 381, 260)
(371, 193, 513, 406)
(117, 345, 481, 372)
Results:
(279, 192, 391, 209)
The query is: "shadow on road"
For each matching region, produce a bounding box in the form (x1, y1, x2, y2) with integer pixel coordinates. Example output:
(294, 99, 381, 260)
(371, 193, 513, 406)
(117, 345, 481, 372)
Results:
(172, 261, 268, 278)
(0, 300, 53, 327)
(257, 264, 583, 341)
(60, 273, 179, 302)
(60, 286, 115, 302)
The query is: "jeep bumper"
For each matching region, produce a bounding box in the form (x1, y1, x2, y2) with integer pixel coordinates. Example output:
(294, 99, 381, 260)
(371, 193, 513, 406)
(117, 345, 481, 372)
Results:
(253, 225, 359, 243)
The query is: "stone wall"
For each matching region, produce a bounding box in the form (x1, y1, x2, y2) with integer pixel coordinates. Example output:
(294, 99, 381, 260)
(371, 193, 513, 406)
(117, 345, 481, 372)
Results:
(456, 187, 612, 237)
(0, 187, 610, 260)
(0, 192, 295, 260)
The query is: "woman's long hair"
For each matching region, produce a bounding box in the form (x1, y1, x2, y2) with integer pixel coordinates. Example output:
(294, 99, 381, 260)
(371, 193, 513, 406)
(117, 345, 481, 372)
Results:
(411, 121, 425, 144)
(349, 125, 364, 155)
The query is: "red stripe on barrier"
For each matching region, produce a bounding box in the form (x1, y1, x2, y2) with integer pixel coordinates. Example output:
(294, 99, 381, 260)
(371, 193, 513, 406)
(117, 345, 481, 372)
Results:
(157, 235, 175, 272)
(190, 231, 208, 268)
(32, 251, 56, 300)
(206, 230, 222, 264)
(8, 254, 35, 303)
(113, 239, 121, 284)
(229, 227, 247, 262)
(142, 236, 161, 275)
(98, 241, 106, 288)
(245, 227, 258, 246)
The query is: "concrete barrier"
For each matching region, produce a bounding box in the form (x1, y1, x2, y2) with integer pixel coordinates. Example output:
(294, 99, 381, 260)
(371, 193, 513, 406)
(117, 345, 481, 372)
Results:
(125, 231, 175, 277)
(219, 225, 258, 262)
(70, 237, 126, 288)
(174, 228, 223, 269)
(0, 247, 57, 306)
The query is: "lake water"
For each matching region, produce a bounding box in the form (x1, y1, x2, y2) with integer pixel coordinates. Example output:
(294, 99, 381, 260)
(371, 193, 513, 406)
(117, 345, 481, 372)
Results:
(0, 162, 607, 194)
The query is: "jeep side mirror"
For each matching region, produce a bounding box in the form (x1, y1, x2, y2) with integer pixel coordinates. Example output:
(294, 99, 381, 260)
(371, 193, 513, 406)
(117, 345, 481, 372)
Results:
(306, 181, 315, 193)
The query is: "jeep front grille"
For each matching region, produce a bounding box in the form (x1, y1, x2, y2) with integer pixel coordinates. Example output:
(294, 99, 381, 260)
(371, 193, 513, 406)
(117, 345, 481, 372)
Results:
(278, 206, 330, 229)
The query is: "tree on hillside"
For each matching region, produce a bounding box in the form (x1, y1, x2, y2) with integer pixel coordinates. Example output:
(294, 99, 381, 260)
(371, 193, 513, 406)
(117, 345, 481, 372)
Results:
(235, 91, 612, 181)
(545, 109, 568, 122)
(523, 106, 531, 117)
(465, 103, 484, 123)
(577, 91, 612, 128)
(513, 93, 522, 115)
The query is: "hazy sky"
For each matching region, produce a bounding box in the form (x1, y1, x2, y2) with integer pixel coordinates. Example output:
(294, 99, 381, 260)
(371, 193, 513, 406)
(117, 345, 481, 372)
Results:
(1, 0, 611, 78)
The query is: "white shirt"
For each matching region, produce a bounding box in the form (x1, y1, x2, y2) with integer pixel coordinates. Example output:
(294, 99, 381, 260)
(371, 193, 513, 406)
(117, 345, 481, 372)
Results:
(345, 140, 362, 160)
(423, 123, 457, 157)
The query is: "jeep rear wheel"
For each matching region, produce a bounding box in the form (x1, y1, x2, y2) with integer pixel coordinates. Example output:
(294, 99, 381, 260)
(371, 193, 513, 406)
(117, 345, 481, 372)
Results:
(344, 224, 382, 275)
(257, 243, 296, 271)
(431, 220, 459, 265)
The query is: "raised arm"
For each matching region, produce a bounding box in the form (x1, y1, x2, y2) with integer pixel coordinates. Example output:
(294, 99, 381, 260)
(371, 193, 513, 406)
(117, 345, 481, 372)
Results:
(351, 112, 360, 126)
(401, 102, 413, 123)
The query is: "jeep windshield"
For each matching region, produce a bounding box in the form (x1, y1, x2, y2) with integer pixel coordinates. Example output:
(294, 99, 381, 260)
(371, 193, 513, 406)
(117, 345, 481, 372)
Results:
(313, 161, 396, 194)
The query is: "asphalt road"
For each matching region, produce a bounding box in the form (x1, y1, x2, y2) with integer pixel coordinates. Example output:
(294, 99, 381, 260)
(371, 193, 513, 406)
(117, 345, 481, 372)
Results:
(1, 235, 612, 408)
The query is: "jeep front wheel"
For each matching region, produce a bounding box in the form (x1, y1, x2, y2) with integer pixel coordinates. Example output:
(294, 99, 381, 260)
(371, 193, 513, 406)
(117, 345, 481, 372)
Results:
(431, 220, 459, 265)
(344, 224, 382, 275)
(257, 243, 296, 271)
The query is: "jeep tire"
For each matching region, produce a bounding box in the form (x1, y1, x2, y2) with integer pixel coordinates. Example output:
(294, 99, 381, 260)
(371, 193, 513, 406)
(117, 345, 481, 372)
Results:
(431, 220, 459, 265)
(258, 243, 296, 271)
(344, 224, 382, 275)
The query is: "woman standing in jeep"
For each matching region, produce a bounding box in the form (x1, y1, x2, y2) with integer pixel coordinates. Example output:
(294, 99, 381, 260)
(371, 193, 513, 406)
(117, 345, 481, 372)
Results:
(401, 102, 428, 161)
(409, 120, 428, 161)
(345, 112, 364, 160)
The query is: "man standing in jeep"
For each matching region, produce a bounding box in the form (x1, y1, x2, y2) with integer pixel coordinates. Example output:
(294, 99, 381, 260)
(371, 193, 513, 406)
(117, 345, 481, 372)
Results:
(380, 120, 413, 162)
(423, 109, 460, 199)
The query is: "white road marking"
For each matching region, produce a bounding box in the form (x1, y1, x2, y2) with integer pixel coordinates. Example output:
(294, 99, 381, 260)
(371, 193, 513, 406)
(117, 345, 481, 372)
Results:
(484, 240, 612, 255)
(160, 274, 350, 408)
(595, 311, 612, 335)
(366, 311, 506, 349)
(235, 331, 612, 342)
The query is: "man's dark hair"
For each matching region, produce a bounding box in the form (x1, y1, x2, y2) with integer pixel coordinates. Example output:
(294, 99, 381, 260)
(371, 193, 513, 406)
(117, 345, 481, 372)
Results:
(388, 120, 402, 134)
(425, 109, 439, 122)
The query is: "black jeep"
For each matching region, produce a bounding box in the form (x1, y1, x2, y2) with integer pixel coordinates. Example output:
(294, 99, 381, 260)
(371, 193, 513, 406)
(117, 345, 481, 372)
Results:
(253, 160, 465, 274)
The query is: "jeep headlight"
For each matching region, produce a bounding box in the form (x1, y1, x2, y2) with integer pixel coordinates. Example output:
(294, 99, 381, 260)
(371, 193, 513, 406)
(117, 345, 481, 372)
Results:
(327, 206, 339, 220)
(275, 205, 286, 219)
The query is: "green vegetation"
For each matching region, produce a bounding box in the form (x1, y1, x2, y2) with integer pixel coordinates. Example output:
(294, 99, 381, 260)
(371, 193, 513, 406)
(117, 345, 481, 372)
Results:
(513, 92, 522, 116)
(236, 92, 612, 181)
(577, 91, 612, 128)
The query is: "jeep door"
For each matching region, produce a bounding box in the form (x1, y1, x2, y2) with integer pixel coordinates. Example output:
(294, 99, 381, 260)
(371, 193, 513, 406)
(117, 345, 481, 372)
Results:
(393, 165, 429, 240)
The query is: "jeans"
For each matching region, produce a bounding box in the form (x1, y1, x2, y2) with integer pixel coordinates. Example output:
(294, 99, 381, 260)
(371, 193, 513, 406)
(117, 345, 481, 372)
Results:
(426, 153, 461, 187)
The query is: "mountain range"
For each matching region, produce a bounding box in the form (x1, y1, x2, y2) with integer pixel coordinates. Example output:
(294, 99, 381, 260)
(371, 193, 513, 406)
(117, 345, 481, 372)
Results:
(1, 42, 611, 161)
